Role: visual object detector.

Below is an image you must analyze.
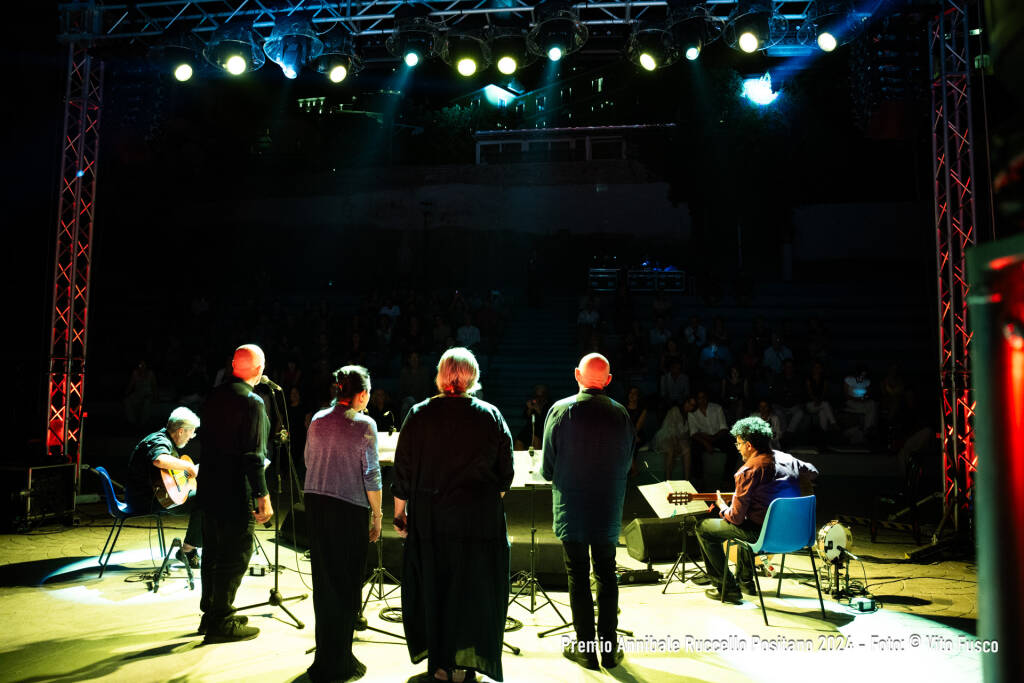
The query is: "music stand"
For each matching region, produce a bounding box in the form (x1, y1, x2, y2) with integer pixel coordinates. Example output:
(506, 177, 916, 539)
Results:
(635, 481, 709, 592)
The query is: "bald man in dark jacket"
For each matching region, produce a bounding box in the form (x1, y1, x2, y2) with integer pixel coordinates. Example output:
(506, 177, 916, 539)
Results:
(542, 353, 634, 670)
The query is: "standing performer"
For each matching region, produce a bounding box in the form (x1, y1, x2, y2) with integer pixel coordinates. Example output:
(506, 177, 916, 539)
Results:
(198, 344, 273, 643)
(694, 416, 819, 603)
(125, 406, 203, 567)
(542, 353, 634, 670)
(392, 347, 514, 683)
(304, 365, 383, 683)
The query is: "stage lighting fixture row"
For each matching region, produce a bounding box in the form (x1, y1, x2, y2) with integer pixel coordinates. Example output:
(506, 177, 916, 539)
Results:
(724, 0, 787, 54)
(264, 15, 323, 79)
(204, 21, 265, 75)
(527, 0, 588, 63)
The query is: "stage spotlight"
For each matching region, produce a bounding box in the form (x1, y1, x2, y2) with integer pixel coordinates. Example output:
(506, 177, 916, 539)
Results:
(488, 26, 533, 76)
(798, 2, 862, 53)
(527, 0, 588, 63)
(264, 15, 323, 79)
(626, 26, 678, 71)
(387, 15, 441, 68)
(204, 21, 265, 75)
(315, 31, 362, 84)
(149, 28, 204, 82)
(667, 4, 720, 63)
(442, 32, 491, 78)
(724, 0, 787, 54)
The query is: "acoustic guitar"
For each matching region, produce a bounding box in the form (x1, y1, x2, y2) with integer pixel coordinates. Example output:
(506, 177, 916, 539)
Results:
(153, 455, 198, 508)
(667, 491, 734, 506)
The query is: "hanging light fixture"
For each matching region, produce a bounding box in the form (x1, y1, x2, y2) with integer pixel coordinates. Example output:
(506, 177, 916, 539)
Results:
(263, 15, 324, 79)
(204, 21, 265, 75)
(527, 0, 588, 63)
(723, 0, 788, 54)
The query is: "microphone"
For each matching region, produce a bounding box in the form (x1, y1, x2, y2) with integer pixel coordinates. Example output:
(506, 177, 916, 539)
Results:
(383, 410, 395, 435)
(260, 376, 282, 392)
(528, 413, 536, 455)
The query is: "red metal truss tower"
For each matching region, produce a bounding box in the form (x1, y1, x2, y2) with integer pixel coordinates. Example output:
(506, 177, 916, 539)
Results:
(47, 8, 103, 486)
(929, 0, 977, 530)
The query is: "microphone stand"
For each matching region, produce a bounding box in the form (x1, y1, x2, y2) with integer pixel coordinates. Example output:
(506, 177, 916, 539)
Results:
(235, 380, 308, 628)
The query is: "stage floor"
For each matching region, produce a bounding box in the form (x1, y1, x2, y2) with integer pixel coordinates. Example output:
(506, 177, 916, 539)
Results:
(0, 504, 983, 683)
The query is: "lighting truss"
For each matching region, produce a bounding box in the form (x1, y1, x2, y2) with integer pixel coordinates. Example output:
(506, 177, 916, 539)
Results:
(58, 1, 869, 57)
(929, 0, 978, 529)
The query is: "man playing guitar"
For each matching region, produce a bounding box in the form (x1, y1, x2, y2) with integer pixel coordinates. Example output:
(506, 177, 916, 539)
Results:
(125, 406, 203, 568)
(671, 416, 818, 604)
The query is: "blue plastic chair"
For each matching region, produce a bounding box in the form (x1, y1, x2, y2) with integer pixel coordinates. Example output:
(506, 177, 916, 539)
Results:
(94, 466, 167, 577)
(722, 495, 827, 625)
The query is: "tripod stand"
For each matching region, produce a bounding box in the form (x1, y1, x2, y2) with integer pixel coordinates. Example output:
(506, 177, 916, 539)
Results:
(661, 514, 707, 593)
(236, 380, 308, 628)
(359, 536, 405, 641)
(509, 482, 570, 632)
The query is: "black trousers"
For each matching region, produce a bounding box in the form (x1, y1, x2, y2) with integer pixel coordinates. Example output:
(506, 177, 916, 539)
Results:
(562, 541, 618, 644)
(200, 506, 254, 624)
(306, 493, 370, 683)
(695, 516, 760, 589)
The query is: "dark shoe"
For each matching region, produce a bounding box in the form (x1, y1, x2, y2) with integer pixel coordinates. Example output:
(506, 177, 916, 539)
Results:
(739, 580, 758, 596)
(601, 646, 624, 669)
(176, 547, 200, 569)
(705, 586, 742, 604)
(198, 614, 248, 635)
(689, 572, 714, 586)
(563, 642, 600, 670)
(203, 618, 259, 643)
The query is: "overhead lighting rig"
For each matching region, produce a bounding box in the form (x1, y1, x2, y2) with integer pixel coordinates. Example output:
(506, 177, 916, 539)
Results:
(148, 28, 204, 82)
(316, 30, 362, 83)
(387, 5, 442, 68)
(441, 31, 492, 77)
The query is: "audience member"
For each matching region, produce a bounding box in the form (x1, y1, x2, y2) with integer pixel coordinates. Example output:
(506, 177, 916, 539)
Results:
(682, 316, 706, 349)
(770, 359, 806, 443)
(398, 351, 435, 421)
(655, 398, 694, 481)
(687, 390, 735, 488)
(624, 386, 648, 447)
(124, 360, 158, 427)
(515, 384, 551, 450)
(720, 366, 749, 422)
(843, 365, 879, 439)
(649, 317, 671, 350)
(804, 360, 838, 434)
(456, 314, 481, 349)
(659, 359, 691, 407)
(761, 334, 793, 377)
(754, 399, 783, 450)
(699, 340, 733, 383)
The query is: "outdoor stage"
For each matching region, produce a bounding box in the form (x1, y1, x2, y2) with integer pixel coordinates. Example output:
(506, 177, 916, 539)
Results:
(0, 500, 983, 683)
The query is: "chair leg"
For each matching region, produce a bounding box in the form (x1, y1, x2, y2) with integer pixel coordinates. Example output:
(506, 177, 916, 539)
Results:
(98, 518, 126, 578)
(776, 554, 786, 598)
(751, 563, 769, 626)
(808, 549, 827, 619)
(721, 540, 731, 602)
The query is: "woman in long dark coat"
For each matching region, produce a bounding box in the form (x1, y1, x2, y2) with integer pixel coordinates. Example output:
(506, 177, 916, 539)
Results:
(392, 347, 514, 682)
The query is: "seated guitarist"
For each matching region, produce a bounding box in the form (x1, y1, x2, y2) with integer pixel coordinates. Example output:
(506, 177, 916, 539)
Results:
(693, 416, 818, 603)
(125, 406, 203, 568)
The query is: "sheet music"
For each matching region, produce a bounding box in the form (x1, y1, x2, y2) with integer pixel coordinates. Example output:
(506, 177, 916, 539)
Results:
(511, 450, 549, 489)
(638, 479, 707, 519)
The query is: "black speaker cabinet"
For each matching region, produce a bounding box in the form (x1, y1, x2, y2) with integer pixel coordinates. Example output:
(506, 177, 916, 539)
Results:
(623, 516, 700, 564)
(0, 463, 76, 531)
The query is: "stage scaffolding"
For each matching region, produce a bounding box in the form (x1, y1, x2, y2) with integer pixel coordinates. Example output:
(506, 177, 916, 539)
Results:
(46, 1, 980, 513)
(929, 1, 978, 532)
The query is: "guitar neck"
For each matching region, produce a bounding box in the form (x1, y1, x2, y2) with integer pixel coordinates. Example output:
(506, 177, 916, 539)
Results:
(685, 493, 734, 502)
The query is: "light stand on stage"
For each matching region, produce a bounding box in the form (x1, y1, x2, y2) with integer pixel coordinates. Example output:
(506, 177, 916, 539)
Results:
(235, 376, 308, 628)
